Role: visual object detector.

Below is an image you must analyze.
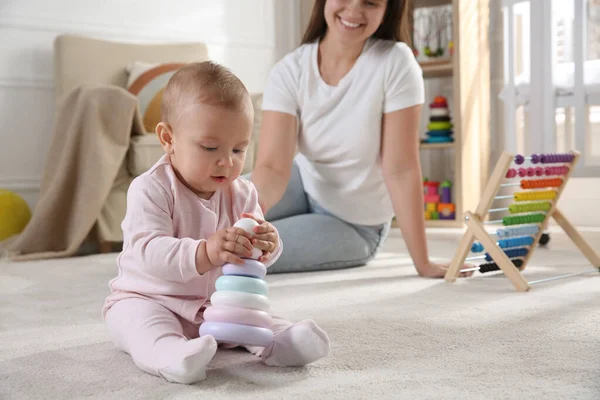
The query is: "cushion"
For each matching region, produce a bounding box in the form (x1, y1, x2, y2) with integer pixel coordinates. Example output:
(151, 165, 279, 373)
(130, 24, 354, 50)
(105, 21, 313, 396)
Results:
(125, 61, 187, 133)
(128, 135, 165, 177)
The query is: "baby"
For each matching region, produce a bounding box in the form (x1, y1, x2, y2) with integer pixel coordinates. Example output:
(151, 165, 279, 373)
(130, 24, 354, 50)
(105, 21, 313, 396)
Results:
(103, 61, 330, 384)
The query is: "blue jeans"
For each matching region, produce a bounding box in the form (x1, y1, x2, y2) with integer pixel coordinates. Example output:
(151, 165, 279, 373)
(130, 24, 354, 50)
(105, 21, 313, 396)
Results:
(245, 162, 391, 274)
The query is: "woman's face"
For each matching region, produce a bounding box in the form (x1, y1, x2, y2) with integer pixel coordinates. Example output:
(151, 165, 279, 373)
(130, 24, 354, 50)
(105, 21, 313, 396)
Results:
(323, 0, 388, 46)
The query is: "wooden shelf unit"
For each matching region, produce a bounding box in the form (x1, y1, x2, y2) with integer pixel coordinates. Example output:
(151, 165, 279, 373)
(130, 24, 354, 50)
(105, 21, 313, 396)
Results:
(411, 0, 491, 229)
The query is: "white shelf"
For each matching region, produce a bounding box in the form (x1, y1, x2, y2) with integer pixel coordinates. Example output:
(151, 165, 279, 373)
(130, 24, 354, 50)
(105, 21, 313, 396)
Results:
(420, 142, 455, 150)
(414, 0, 453, 9)
(411, 0, 490, 229)
(419, 60, 454, 78)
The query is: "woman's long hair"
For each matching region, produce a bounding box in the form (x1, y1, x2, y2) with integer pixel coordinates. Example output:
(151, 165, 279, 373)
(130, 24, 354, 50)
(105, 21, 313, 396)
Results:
(301, 0, 413, 46)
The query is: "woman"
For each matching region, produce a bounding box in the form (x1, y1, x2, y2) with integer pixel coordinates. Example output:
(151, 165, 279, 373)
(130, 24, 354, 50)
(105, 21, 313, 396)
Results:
(250, 0, 471, 278)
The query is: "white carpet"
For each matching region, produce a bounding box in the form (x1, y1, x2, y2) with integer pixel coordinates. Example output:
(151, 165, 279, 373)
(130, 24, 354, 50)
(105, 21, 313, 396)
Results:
(1, 228, 599, 400)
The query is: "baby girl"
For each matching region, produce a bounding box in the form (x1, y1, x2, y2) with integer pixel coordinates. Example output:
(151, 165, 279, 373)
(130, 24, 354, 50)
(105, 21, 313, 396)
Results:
(102, 61, 330, 384)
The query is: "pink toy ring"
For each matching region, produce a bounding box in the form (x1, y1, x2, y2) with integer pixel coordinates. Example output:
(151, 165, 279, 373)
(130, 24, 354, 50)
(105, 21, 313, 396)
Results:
(199, 321, 274, 347)
(210, 291, 270, 311)
(203, 305, 272, 328)
(222, 259, 266, 279)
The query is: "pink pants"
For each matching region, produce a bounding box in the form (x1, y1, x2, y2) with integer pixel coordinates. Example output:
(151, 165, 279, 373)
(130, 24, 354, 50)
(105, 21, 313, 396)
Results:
(104, 298, 292, 377)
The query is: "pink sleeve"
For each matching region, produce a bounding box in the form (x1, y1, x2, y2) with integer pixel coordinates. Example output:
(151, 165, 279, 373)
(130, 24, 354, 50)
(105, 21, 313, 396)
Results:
(236, 179, 283, 268)
(122, 176, 201, 282)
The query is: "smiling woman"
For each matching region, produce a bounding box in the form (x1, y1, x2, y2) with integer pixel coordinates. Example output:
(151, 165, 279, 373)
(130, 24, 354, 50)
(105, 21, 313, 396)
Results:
(248, 0, 474, 277)
(302, 0, 412, 45)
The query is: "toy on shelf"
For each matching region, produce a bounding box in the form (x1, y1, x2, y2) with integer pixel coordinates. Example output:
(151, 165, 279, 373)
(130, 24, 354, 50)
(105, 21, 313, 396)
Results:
(199, 218, 274, 347)
(422, 96, 454, 144)
(444, 151, 600, 291)
(423, 178, 455, 220)
(412, 4, 453, 62)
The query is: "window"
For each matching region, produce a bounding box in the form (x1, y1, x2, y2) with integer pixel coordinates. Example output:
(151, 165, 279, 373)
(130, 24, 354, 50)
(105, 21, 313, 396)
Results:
(505, 0, 600, 166)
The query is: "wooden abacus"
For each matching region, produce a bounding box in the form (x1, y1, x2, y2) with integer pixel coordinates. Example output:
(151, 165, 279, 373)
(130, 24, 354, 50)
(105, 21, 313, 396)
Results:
(444, 150, 600, 291)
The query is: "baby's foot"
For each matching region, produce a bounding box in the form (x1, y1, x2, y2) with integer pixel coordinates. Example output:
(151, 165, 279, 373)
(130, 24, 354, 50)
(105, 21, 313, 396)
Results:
(262, 320, 330, 367)
(158, 335, 217, 384)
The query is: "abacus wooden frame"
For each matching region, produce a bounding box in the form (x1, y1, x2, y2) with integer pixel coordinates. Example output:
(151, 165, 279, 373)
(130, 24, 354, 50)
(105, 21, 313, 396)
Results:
(444, 150, 600, 291)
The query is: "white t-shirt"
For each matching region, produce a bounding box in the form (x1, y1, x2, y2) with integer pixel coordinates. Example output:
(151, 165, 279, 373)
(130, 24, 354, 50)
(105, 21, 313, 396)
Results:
(261, 38, 425, 226)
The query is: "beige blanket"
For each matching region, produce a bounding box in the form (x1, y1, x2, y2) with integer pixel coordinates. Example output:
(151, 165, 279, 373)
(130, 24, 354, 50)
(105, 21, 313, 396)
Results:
(1, 84, 144, 261)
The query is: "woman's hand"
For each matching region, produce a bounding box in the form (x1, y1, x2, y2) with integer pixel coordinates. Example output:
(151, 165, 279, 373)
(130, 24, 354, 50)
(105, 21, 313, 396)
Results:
(416, 261, 474, 278)
(240, 213, 279, 263)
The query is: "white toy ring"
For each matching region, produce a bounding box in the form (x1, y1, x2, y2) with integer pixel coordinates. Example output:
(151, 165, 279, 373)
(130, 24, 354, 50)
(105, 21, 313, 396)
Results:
(210, 291, 270, 312)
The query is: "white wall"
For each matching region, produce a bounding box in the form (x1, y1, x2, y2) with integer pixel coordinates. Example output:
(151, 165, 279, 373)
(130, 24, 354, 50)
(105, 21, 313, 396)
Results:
(0, 0, 301, 210)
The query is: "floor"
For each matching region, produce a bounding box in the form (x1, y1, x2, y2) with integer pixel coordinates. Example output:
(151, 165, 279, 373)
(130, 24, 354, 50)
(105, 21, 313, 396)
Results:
(1, 228, 599, 399)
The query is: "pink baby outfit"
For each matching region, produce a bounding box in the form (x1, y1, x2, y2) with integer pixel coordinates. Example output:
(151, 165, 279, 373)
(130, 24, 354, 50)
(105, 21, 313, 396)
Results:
(103, 154, 282, 321)
(102, 155, 330, 384)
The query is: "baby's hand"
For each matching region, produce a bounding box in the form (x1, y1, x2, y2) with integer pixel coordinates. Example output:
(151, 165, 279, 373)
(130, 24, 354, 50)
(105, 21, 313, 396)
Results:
(240, 213, 279, 263)
(206, 227, 254, 266)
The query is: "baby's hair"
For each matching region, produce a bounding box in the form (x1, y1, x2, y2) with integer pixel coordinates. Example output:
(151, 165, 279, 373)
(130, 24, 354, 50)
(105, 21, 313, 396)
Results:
(161, 61, 250, 124)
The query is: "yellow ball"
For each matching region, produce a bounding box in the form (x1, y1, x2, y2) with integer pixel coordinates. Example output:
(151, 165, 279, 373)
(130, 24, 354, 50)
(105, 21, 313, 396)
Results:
(0, 189, 31, 241)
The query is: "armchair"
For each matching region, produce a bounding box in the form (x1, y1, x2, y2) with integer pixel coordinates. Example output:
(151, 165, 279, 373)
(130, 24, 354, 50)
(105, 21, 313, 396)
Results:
(53, 34, 263, 252)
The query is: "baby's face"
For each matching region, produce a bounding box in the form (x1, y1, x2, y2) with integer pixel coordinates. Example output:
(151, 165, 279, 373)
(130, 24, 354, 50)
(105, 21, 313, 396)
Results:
(169, 102, 253, 199)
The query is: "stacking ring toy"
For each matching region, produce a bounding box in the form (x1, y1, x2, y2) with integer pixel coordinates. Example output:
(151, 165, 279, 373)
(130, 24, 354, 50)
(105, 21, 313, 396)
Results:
(222, 259, 267, 279)
(215, 275, 268, 295)
(210, 291, 271, 311)
(203, 305, 272, 328)
(199, 321, 273, 347)
(200, 219, 274, 347)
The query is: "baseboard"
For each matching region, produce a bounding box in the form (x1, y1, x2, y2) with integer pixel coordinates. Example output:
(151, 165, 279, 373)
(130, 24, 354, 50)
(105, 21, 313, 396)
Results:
(0, 177, 41, 192)
(0, 177, 41, 210)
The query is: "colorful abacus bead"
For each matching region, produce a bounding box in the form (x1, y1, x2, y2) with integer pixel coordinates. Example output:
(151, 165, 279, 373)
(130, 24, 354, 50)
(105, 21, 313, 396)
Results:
(482, 247, 528, 261)
(502, 213, 546, 226)
(471, 242, 484, 253)
(544, 165, 569, 176)
(513, 190, 557, 201)
(497, 236, 535, 248)
(535, 167, 544, 176)
(496, 225, 539, 238)
(540, 153, 575, 164)
(514, 152, 574, 165)
(471, 236, 534, 253)
(479, 259, 524, 273)
(508, 201, 552, 213)
(520, 178, 562, 189)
